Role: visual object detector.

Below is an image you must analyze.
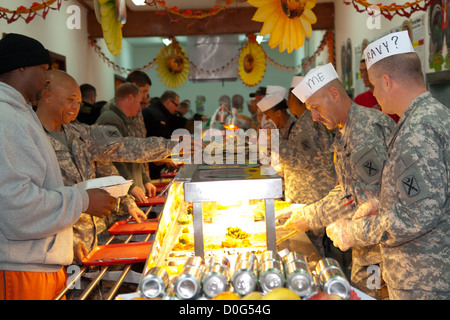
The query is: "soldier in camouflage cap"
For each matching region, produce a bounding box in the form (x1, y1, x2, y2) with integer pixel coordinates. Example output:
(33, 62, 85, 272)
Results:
(284, 63, 396, 298)
(327, 31, 450, 300)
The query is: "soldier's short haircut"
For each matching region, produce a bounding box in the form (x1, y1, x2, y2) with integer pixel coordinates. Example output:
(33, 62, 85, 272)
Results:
(80, 83, 96, 100)
(126, 70, 152, 87)
(371, 52, 424, 86)
(115, 82, 140, 101)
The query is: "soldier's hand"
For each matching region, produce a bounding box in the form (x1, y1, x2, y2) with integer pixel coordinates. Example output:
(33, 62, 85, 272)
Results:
(85, 188, 117, 218)
(326, 219, 354, 251)
(352, 198, 380, 220)
(145, 182, 156, 198)
(128, 207, 147, 224)
(73, 242, 89, 265)
(283, 209, 310, 232)
(130, 185, 147, 203)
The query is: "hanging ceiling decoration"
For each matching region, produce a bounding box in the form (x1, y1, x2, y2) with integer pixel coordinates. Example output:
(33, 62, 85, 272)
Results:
(343, 0, 432, 20)
(238, 34, 267, 87)
(97, 0, 124, 56)
(248, 0, 318, 53)
(147, 0, 238, 19)
(0, 0, 63, 23)
(155, 37, 190, 88)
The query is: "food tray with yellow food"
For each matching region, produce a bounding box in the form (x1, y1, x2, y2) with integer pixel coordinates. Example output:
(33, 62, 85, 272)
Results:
(251, 199, 291, 218)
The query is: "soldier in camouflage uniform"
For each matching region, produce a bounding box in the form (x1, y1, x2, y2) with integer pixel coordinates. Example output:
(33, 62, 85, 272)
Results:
(285, 64, 396, 297)
(35, 70, 177, 263)
(96, 83, 157, 204)
(257, 85, 336, 255)
(327, 32, 449, 299)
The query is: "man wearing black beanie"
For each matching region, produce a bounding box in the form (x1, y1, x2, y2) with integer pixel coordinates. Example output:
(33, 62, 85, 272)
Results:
(0, 33, 117, 300)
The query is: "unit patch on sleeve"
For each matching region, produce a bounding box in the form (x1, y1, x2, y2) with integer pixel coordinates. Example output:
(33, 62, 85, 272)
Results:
(395, 155, 431, 205)
(351, 146, 382, 185)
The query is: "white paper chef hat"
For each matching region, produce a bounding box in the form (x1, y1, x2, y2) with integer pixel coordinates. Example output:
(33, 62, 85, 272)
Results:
(364, 30, 414, 70)
(266, 85, 288, 99)
(290, 76, 304, 89)
(257, 93, 284, 112)
(292, 63, 339, 102)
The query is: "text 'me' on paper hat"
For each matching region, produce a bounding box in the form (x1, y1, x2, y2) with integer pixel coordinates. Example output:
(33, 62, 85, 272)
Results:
(292, 63, 339, 103)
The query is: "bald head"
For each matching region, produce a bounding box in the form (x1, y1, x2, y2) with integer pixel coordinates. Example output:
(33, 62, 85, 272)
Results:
(45, 69, 79, 92)
(36, 70, 82, 130)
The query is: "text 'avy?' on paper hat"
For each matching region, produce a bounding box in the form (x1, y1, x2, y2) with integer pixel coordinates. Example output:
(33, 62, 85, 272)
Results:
(364, 30, 414, 70)
(257, 93, 284, 112)
(292, 63, 339, 102)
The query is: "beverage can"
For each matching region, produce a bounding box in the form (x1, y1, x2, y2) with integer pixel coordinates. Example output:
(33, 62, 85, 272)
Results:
(174, 266, 204, 300)
(285, 260, 314, 297)
(259, 259, 285, 293)
(315, 258, 351, 300)
(139, 266, 169, 299)
(231, 259, 258, 296)
(202, 263, 229, 298)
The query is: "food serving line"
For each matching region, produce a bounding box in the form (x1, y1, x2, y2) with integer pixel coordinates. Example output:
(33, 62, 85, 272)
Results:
(56, 164, 364, 300)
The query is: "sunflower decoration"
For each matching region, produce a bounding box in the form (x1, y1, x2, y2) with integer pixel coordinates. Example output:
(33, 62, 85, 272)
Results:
(155, 38, 190, 88)
(98, 0, 124, 56)
(238, 34, 266, 87)
(248, 0, 317, 53)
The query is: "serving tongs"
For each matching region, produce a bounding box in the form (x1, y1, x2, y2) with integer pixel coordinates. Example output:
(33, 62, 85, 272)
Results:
(275, 218, 298, 245)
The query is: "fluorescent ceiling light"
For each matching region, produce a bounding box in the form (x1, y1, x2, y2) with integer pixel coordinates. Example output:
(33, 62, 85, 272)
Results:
(131, 0, 146, 6)
(256, 35, 263, 44)
(162, 38, 172, 46)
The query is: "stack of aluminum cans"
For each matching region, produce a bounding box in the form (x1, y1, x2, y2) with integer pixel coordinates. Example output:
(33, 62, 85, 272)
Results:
(139, 252, 351, 299)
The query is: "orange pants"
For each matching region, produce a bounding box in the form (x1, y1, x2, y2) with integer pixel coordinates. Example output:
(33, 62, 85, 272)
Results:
(0, 268, 67, 300)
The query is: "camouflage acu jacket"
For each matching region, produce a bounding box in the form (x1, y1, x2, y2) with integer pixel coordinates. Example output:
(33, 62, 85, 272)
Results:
(349, 92, 450, 293)
(279, 110, 336, 204)
(303, 102, 395, 266)
(46, 121, 176, 252)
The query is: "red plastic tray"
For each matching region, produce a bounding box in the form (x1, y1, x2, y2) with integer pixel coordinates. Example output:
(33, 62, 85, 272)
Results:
(82, 242, 152, 266)
(108, 219, 159, 235)
(160, 171, 177, 178)
(135, 196, 166, 207)
(154, 184, 168, 193)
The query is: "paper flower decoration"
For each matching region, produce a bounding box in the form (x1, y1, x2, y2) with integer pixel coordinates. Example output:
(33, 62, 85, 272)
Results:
(155, 40, 190, 88)
(238, 38, 266, 87)
(248, 0, 317, 53)
(98, 0, 123, 56)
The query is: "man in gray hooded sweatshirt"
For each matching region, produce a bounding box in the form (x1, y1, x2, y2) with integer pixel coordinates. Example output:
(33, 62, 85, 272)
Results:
(0, 33, 116, 300)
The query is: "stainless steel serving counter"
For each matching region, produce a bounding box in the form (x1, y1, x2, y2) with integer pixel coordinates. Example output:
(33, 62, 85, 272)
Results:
(181, 164, 283, 258)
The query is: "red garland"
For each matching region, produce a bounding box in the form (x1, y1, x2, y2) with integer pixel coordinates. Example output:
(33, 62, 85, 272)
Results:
(343, 0, 432, 20)
(0, 0, 63, 24)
